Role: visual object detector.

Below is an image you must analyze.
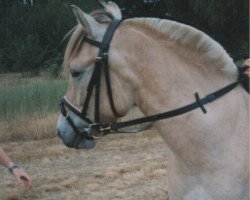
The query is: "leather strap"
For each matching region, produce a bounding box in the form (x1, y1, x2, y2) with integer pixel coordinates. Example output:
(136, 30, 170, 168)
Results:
(84, 37, 101, 47)
(103, 56, 122, 117)
(109, 77, 247, 132)
(60, 97, 93, 124)
(81, 19, 122, 122)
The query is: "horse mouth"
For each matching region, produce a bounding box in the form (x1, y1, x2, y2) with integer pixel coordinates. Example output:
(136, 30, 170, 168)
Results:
(57, 129, 96, 149)
(62, 138, 96, 149)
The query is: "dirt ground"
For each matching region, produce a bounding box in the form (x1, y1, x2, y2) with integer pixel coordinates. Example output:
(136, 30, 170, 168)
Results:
(0, 111, 169, 200)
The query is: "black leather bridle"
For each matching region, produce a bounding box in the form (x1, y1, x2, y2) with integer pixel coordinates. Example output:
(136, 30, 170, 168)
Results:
(60, 18, 249, 148)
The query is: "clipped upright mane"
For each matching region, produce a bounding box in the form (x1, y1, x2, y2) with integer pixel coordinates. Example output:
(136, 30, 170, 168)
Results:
(124, 18, 237, 74)
(64, 7, 237, 74)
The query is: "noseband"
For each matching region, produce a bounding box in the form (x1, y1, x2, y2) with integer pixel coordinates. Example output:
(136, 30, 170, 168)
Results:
(60, 18, 249, 148)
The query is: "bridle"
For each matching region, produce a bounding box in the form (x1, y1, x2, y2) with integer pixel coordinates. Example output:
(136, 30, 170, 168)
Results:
(60, 18, 249, 148)
(60, 18, 123, 147)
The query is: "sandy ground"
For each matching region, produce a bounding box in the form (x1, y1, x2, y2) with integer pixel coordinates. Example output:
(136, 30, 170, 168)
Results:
(0, 123, 169, 200)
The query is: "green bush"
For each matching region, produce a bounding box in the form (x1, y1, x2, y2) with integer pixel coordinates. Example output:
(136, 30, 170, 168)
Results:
(0, 0, 248, 75)
(0, 0, 98, 75)
(5, 34, 46, 75)
(113, 0, 249, 57)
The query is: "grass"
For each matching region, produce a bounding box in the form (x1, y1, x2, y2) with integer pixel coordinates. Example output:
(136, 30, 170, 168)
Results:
(0, 74, 67, 142)
(0, 129, 169, 200)
(0, 75, 67, 121)
(0, 74, 169, 200)
(0, 74, 147, 142)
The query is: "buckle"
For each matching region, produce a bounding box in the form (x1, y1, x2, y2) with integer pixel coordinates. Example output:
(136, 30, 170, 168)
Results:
(95, 56, 102, 63)
(89, 123, 113, 139)
(102, 53, 108, 59)
(95, 53, 108, 63)
(89, 124, 102, 139)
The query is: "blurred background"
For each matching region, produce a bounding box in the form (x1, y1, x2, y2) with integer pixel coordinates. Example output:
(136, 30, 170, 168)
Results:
(0, 0, 248, 76)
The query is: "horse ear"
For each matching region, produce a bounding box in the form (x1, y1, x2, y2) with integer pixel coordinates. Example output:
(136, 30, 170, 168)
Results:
(100, 1, 122, 20)
(71, 5, 100, 38)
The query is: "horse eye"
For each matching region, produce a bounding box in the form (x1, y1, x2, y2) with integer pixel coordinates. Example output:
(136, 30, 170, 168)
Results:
(71, 71, 81, 78)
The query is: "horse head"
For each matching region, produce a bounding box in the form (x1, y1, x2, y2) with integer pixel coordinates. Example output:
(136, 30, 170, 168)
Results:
(57, 2, 136, 149)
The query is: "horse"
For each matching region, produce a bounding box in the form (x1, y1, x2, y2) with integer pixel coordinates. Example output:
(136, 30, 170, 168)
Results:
(57, 2, 249, 200)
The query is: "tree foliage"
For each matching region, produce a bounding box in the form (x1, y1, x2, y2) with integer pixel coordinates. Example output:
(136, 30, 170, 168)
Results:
(0, 0, 248, 75)
(112, 0, 248, 57)
(0, 0, 98, 75)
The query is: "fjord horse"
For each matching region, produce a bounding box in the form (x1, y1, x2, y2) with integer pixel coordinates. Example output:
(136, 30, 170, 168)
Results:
(57, 2, 249, 199)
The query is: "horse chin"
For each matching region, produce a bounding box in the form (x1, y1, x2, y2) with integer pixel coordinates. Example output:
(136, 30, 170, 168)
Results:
(62, 137, 96, 149)
(57, 115, 96, 149)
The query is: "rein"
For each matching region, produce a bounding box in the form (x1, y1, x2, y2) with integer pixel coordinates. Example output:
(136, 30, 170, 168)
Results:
(60, 18, 249, 147)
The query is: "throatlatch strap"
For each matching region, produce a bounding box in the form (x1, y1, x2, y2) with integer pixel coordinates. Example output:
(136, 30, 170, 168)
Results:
(103, 57, 122, 117)
(94, 62, 101, 122)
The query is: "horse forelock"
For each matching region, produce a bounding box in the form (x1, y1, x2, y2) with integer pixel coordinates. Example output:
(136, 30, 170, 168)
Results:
(124, 18, 237, 75)
(63, 9, 115, 70)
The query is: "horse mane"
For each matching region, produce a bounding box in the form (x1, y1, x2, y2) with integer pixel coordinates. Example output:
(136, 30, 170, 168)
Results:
(124, 18, 237, 74)
(64, 8, 237, 74)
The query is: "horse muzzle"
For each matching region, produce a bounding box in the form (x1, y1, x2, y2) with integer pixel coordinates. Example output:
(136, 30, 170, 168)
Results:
(57, 115, 96, 149)
(57, 128, 96, 149)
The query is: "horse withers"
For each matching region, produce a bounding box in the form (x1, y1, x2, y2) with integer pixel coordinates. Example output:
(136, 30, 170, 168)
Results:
(57, 2, 249, 200)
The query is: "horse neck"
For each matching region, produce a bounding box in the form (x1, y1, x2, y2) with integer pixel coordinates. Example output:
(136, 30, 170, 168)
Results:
(114, 22, 237, 116)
